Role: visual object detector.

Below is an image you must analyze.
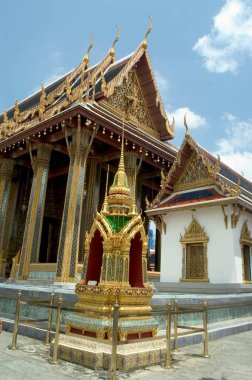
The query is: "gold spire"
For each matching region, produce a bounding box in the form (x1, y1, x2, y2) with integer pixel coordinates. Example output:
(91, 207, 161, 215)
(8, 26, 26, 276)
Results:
(102, 165, 109, 214)
(109, 25, 120, 59)
(141, 16, 152, 50)
(118, 118, 125, 171)
(107, 118, 132, 215)
(83, 34, 94, 66)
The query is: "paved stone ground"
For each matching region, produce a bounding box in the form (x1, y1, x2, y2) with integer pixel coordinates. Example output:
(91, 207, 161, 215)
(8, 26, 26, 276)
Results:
(0, 330, 252, 380)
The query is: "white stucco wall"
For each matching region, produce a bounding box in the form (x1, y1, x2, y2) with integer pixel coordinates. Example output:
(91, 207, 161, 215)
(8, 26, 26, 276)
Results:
(160, 205, 252, 284)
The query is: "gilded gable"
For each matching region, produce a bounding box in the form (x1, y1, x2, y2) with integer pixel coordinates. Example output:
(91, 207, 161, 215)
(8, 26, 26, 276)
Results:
(180, 217, 209, 243)
(104, 70, 157, 136)
(175, 153, 213, 192)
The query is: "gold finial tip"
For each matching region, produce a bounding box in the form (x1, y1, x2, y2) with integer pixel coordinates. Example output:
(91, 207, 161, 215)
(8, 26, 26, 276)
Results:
(84, 54, 89, 64)
(142, 38, 148, 50)
(109, 47, 115, 58)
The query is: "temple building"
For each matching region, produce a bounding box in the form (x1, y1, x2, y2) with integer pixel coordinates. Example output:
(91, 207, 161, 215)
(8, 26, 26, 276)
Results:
(0, 27, 177, 282)
(147, 127, 252, 287)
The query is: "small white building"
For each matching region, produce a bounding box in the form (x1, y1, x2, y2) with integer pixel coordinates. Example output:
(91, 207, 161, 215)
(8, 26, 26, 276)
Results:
(147, 133, 252, 287)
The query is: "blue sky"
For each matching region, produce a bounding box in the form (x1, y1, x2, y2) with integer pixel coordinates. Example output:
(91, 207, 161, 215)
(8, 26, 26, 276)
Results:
(1, 0, 252, 178)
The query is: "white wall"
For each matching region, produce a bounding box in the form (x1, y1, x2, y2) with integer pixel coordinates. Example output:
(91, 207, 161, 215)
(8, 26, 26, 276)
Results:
(160, 205, 252, 284)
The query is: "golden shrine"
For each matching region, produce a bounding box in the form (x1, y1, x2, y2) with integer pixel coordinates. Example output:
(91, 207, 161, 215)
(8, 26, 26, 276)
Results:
(65, 131, 158, 341)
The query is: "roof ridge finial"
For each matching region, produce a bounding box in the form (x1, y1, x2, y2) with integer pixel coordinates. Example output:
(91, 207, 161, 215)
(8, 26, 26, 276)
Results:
(109, 25, 120, 60)
(142, 16, 153, 50)
(14, 99, 20, 123)
(83, 34, 94, 66)
(3, 109, 8, 124)
(184, 113, 190, 137)
(118, 117, 125, 170)
(101, 70, 107, 92)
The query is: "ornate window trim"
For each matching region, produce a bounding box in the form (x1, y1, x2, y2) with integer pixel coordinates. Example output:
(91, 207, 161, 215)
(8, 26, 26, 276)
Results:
(240, 221, 252, 284)
(180, 217, 209, 282)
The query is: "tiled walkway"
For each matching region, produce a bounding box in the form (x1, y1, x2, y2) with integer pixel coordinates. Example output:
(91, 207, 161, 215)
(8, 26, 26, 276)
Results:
(0, 330, 252, 379)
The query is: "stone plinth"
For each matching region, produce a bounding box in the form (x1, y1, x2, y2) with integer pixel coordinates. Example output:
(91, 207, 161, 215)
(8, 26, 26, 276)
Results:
(54, 334, 166, 371)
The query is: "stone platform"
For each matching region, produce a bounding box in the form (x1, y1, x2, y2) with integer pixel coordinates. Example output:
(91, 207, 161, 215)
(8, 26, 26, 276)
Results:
(0, 281, 252, 339)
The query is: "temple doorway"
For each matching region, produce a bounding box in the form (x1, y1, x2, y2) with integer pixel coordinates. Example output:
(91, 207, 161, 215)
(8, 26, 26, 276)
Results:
(39, 217, 61, 263)
(243, 244, 252, 282)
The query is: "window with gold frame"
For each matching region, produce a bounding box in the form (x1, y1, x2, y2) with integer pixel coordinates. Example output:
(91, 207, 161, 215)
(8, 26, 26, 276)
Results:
(240, 222, 252, 283)
(180, 217, 209, 282)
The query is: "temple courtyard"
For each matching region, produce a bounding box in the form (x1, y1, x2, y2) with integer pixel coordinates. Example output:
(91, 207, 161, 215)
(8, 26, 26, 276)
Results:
(0, 330, 251, 380)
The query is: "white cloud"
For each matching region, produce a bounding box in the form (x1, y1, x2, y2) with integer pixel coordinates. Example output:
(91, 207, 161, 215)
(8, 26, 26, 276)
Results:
(214, 113, 252, 180)
(169, 107, 206, 129)
(32, 50, 66, 93)
(193, 0, 252, 73)
(154, 70, 169, 92)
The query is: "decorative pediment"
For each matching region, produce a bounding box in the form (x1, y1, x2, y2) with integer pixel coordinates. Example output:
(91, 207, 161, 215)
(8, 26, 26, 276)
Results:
(240, 221, 252, 244)
(105, 69, 156, 136)
(175, 152, 213, 192)
(180, 217, 209, 244)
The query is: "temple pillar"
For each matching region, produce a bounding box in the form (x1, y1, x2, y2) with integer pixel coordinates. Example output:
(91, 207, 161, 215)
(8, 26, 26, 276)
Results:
(0, 158, 15, 278)
(79, 160, 100, 262)
(55, 118, 96, 282)
(18, 145, 52, 279)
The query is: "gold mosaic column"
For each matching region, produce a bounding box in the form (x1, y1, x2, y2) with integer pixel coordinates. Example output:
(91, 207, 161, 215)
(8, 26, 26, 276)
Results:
(18, 145, 52, 279)
(0, 159, 15, 278)
(79, 160, 99, 262)
(55, 117, 96, 282)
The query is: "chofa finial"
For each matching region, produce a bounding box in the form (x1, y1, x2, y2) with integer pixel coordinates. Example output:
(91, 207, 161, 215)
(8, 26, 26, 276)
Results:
(142, 16, 152, 50)
(83, 34, 94, 66)
(14, 99, 20, 123)
(109, 25, 120, 59)
(184, 113, 190, 137)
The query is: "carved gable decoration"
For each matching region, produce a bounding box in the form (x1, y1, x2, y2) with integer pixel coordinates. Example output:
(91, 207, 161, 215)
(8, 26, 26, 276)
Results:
(175, 152, 212, 192)
(105, 70, 155, 133)
(180, 217, 209, 244)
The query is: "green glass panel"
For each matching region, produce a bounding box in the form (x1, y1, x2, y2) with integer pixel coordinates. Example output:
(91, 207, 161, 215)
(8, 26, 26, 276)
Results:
(106, 215, 131, 232)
